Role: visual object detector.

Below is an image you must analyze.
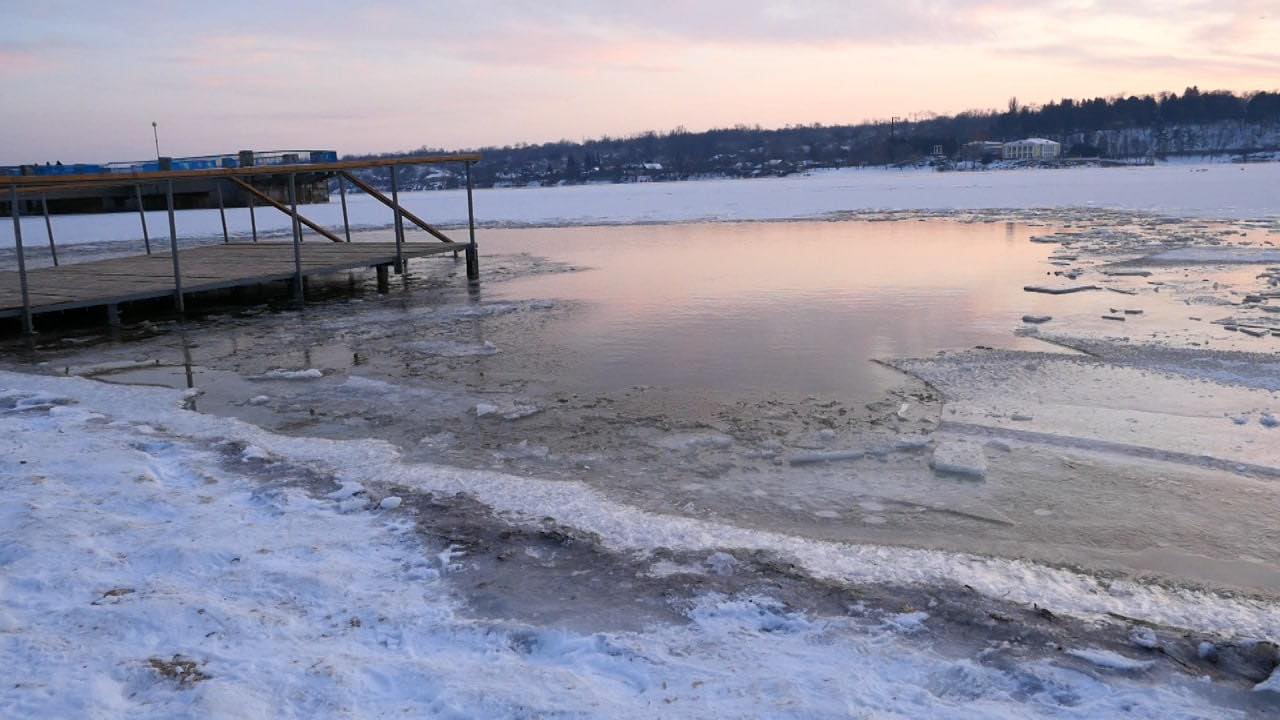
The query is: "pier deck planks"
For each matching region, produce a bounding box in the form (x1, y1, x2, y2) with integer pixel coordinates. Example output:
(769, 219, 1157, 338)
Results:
(0, 242, 460, 318)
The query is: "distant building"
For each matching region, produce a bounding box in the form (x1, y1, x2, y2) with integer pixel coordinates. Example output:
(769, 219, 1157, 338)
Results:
(1002, 138, 1061, 161)
(959, 141, 1004, 161)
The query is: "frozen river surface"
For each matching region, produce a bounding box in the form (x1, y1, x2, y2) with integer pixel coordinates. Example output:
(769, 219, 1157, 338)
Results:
(3, 161, 1280, 259)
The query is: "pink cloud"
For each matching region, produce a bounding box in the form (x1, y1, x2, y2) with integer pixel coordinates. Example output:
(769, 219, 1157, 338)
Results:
(0, 48, 57, 74)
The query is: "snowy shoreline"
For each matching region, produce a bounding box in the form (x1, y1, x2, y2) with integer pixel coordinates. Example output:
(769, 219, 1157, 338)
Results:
(4, 370, 1280, 716)
(9, 370, 1277, 637)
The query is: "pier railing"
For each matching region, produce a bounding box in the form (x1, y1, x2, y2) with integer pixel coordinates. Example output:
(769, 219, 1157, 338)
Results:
(2, 154, 482, 334)
(3, 150, 341, 177)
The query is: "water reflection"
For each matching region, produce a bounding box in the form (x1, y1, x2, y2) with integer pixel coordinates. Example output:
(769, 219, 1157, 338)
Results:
(483, 221, 1054, 397)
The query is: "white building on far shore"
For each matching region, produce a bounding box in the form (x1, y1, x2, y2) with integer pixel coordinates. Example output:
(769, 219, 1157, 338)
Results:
(1002, 138, 1062, 160)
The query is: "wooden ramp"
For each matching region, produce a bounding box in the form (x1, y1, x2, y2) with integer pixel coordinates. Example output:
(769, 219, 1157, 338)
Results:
(0, 242, 460, 321)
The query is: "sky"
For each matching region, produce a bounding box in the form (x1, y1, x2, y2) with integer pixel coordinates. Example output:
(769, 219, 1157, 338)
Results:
(2, 1, 1277, 164)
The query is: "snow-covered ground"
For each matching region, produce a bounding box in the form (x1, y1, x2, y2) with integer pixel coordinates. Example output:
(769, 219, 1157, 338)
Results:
(3, 372, 1272, 717)
(2, 162, 1279, 254)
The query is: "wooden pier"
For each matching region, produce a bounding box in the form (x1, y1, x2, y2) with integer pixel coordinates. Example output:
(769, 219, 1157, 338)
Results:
(2, 153, 482, 333)
(0, 242, 460, 323)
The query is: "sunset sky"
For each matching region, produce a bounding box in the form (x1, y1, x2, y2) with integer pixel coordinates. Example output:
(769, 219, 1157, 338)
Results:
(3, 1, 1277, 164)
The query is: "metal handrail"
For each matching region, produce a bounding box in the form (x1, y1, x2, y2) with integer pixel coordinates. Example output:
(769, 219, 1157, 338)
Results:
(1, 153, 483, 188)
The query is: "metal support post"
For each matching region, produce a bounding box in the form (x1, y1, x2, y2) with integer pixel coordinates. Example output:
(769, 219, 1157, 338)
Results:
(166, 180, 184, 313)
(216, 182, 229, 243)
(390, 165, 404, 273)
(41, 195, 57, 266)
(9, 186, 33, 334)
(338, 175, 351, 242)
(465, 161, 479, 283)
(249, 193, 258, 242)
(135, 185, 151, 254)
(289, 174, 304, 303)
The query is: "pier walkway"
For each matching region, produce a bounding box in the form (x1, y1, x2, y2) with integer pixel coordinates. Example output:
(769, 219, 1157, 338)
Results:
(2, 153, 482, 333)
(0, 242, 460, 324)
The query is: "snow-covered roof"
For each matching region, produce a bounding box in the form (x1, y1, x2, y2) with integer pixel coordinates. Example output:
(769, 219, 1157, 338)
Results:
(1006, 138, 1061, 146)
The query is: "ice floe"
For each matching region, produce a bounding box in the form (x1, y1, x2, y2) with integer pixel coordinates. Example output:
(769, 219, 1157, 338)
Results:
(930, 440, 988, 479)
(257, 368, 324, 380)
(403, 339, 499, 357)
(1066, 648, 1155, 672)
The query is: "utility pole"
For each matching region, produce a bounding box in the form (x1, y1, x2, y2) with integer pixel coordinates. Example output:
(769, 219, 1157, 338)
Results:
(888, 116, 902, 166)
(152, 122, 160, 159)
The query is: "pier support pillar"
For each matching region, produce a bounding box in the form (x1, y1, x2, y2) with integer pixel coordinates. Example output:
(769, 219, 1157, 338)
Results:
(165, 180, 185, 314)
(249, 193, 258, 242)
(338, 175, 352, 242)
(135, 185, 151, 255)
(9, 185, 34, 335)
(106, 304, 121, 327)
(465, 244, 479, 283)
(216, 183, 229, 243)
(390, 166, 404, 273)
(41, 195, 58, 267)
(464, 161, 480, 285)
(376, 265, 390, 293)
(288, 278, 310, 300)
(288, 174, 304, 304)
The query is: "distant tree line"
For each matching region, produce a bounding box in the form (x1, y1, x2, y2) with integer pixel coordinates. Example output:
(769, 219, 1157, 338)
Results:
(995, 88, 1280, 138)
(344, 88, 1280, 190)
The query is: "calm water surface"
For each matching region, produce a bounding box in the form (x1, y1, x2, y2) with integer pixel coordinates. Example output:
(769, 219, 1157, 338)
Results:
(479, 220, 1055, 400)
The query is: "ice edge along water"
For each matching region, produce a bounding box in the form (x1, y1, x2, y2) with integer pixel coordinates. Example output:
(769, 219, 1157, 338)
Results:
(2, 372, 1262, 718)
(4, 369, 1279, 643)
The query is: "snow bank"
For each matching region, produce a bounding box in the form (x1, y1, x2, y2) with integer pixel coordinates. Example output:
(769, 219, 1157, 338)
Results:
(1256, 667, 1280, 694)
(3, 370, 1278, 646)
(1, 372, 1245, 717)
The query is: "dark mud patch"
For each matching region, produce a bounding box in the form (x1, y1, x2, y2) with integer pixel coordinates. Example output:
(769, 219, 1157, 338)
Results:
(148, 655, 210, 686)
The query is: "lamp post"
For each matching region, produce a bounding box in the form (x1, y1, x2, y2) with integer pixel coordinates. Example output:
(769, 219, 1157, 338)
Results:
(152, 121, 160, 159)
